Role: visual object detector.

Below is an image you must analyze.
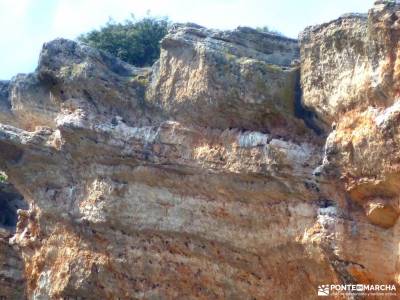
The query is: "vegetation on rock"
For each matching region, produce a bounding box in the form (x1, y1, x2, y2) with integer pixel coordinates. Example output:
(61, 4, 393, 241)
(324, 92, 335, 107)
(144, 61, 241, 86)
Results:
(255, 26, 284, 36)
(0, 171, 7, 183)
(78, 15, 170, 67)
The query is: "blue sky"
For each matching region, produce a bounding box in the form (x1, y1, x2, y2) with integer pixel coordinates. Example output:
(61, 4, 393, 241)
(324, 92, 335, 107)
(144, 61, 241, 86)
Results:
(0, 0, 373, 80)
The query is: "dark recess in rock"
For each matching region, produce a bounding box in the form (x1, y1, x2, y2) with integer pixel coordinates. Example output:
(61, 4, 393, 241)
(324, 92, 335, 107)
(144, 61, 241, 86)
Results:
(0, 182, 27, 231)
(294, 71, 325, 136)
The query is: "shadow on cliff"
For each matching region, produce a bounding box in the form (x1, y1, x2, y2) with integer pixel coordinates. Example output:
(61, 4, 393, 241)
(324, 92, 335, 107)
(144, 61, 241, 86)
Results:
(294, 70, 326, 136)
(0, 181, 27, 231)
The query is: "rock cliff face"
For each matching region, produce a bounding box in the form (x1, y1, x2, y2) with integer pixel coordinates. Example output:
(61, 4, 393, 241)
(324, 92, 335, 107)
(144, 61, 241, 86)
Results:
(0, 1, 399, 299)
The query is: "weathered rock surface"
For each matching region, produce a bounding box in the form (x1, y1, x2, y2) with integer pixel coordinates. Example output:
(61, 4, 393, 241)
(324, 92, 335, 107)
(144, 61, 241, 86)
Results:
(300, 1, 400, 125)
(299, 0, 400, 289)
(148, 24, 316, 141)
(301, 1, 400, 227)
(0, 1, 399, 299)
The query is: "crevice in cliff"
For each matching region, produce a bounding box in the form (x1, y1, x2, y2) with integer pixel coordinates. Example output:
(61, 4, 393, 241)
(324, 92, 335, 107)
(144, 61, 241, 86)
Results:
(0, 181, 27, 232)
(0, 179, 27, 300)
(294, 71, 325, 136)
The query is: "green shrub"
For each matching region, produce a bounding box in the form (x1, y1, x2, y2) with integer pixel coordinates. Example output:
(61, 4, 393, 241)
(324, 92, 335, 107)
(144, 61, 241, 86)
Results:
(78, 15, 170, 67)
(0, 172, 7, 183)
(256, 26, 285, 37)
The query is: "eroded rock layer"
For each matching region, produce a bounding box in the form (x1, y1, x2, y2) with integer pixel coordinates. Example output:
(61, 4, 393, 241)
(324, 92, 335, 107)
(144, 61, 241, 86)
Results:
(0, 1, 399, 299)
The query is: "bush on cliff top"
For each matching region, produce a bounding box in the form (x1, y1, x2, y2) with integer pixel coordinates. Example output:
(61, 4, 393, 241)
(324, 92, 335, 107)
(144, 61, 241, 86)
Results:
(78, 15, 285, 67)
(78, 15, 170, 67)
(256, 26, 285, 37)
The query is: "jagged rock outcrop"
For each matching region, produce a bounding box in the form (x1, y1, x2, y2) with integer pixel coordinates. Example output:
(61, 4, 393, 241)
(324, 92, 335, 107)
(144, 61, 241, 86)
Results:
(147, 24, 312, 141)
(299, 0, 400, 287)
(0, 1, 399, 299)
(301, 1, 400, 225)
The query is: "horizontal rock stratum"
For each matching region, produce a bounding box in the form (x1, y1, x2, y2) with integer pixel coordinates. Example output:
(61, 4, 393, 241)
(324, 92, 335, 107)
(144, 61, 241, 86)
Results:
(0, 1, 399, 299)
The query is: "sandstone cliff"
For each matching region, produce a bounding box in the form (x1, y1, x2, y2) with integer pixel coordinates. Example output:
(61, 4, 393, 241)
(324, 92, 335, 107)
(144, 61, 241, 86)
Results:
(0, 1, 399, 299)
